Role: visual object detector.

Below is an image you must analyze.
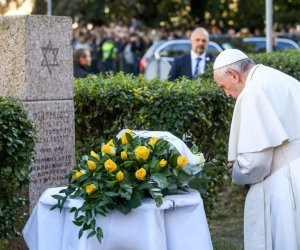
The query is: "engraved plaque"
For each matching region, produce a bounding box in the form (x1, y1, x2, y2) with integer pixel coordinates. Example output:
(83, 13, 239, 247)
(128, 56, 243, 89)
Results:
(24, 101, 75, 211)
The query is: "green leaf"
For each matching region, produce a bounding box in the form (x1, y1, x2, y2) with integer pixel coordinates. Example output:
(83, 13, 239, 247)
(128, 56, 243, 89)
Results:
(150, 173, 169, 189)
(183, 164, 202, 175)
(118, 188, 132, 200)
(154, 196, 163, 207)
(126, 133, 134, 143)
(50, 204, 60, 211)
(87, 231, 96, 238)
(123, 161, 135, 168)
(78, 228, 84, 238)
(104, 191, 118, 197)
(96, 228, 103, 243)
(170, 154, 178, 168)
(52, 195, 64, 200)
(116, 202, 132, 214)
(70, 207, 77, 212)
(172, 168, 179, 177)
(83, 222, 91, 231)
(149, 159, 159, 169)
(98, 200, 109, 207)
(136, 182, 152, 190)
(73, 220, 84, 227)
(82, 155, 89, 161)
(127, 191, 142, 209)
(177, 171, 190, 183)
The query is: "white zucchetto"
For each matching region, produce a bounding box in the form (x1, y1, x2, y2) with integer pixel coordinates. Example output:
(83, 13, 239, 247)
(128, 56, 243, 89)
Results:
(213, 49, 248, 70)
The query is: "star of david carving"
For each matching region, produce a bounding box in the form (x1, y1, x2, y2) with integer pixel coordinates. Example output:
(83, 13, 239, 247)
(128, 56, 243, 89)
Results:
(41, 40, 59, 75)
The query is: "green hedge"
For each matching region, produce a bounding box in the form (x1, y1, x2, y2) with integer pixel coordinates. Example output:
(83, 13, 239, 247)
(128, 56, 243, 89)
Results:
(0, 97, 36, 240)
(251, 50, 300, 81)
(74, 50, 299, 213)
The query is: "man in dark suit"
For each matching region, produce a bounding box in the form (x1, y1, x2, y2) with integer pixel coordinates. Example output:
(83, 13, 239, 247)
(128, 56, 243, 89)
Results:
(73, 49, 92, 78)
(168, 27, 213, 81)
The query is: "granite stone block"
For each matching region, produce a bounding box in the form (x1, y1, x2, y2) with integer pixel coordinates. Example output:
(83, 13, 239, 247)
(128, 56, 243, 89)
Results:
(0, 15, 73, 101)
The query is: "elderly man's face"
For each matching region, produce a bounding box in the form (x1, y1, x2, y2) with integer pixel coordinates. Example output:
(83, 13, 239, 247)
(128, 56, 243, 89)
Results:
(80, 51, 92, 67)
(213, 69, 244, 100)
(190, 29, 209, 56)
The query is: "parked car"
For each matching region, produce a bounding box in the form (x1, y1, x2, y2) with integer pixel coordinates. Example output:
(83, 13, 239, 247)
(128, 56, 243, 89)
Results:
(240, 37, 300, 53)
(140, 39, 225, 80)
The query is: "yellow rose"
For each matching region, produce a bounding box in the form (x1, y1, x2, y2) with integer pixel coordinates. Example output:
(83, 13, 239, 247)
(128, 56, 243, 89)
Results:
(135, 168, 146, 180)
(72, 170, 83, 180)
(90, 150, 100, 160)
(86, 184, 97, 195)
(134, 146, 150, 161)
(121, 151, 127, 160)
(104, 159, 117, 173)
(149, 137, 160, 146)
(121, 129, 133, 144)
(107, 139, 114, 146)
(101, 144, 116, 156)
(87, 160, 97, 171)
(177, 156, 188, 168)
(159, 159, 168, 168)
(116, 171, 124, 181)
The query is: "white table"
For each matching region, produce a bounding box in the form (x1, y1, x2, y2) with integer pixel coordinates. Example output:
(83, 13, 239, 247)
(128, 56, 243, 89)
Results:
(23, 187, 213, 250)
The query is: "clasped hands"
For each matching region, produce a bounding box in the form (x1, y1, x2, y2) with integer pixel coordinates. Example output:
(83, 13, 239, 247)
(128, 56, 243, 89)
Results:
(227, 161, 234, 173)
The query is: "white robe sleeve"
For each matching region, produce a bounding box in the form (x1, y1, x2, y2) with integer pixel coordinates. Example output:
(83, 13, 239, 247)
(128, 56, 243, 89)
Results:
(232, 148, 273, 185)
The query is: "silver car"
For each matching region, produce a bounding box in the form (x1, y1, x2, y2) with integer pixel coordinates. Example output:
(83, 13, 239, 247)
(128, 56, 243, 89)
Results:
(140, 39, 224, 80)
(241, 37, 300, 53)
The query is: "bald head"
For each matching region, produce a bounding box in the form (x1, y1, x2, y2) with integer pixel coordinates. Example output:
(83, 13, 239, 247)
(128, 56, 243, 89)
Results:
(190, 27, 209, 56)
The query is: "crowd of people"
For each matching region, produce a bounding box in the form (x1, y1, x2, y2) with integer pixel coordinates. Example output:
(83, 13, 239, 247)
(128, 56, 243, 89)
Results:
(72, 21, 300, 78)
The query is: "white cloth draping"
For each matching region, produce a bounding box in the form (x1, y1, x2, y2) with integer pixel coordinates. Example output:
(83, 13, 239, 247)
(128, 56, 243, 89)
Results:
(22, 187, 213, 250)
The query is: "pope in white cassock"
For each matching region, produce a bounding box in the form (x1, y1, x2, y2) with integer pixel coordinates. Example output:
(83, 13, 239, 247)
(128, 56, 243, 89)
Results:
(213, 49, 300, 250)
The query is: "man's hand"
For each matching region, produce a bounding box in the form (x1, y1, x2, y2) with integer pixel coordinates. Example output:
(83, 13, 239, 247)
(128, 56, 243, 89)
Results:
(227, 161, 234, 173)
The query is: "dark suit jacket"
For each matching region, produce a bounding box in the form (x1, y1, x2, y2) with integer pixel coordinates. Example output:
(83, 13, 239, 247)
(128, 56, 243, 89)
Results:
(168, 53, 214, 81)
(74, 63, 91, 78)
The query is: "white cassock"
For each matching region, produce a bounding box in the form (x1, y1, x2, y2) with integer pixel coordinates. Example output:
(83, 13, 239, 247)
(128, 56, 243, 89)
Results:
(228, 64, 300, 250)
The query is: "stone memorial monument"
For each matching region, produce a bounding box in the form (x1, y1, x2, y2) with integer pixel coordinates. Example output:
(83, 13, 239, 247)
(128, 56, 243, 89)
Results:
(0, 15, 75, 213)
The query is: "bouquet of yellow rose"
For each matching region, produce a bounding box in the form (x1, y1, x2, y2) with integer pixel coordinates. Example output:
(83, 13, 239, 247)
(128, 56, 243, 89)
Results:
(51, 129, 205, 243)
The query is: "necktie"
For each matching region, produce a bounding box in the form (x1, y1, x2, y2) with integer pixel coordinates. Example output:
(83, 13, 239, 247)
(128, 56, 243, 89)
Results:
(193, 57, 201, 79)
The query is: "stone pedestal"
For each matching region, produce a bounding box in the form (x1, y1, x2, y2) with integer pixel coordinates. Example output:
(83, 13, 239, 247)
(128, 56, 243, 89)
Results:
(0, 15, 74, 212)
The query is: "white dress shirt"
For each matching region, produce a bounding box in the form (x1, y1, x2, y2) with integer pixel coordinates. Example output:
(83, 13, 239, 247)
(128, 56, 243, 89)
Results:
(191, 51, 206, 76)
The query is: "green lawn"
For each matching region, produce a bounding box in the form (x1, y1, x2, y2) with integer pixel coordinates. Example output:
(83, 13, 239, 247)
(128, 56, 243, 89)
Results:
(0, 240, 7, 250)
(209, 183, 247, 250)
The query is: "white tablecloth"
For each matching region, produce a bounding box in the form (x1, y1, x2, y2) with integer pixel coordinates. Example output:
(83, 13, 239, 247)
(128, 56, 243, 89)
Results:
(23, 187, 213, 250)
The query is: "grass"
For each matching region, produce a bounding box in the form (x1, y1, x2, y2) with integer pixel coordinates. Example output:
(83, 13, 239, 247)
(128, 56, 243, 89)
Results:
(209, 183, 247, 250)
(0, 240, 7, 250)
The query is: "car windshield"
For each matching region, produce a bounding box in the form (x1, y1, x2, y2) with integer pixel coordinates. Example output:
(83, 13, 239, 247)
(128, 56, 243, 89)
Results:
(155, 40, 226, 59)
(241, 37, 300, 52)
(143, 41, 165, 58)
(158, 43, 191, 57)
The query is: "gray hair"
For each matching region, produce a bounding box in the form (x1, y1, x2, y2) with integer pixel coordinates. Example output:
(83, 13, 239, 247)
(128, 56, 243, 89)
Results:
(216, 58, 255, 76)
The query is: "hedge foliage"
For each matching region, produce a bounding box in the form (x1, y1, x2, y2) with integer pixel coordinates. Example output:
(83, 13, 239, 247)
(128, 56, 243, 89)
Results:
(74, 50, 300, 213)
(251, 50, 300, 81)
(0, 97, 36, 239)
